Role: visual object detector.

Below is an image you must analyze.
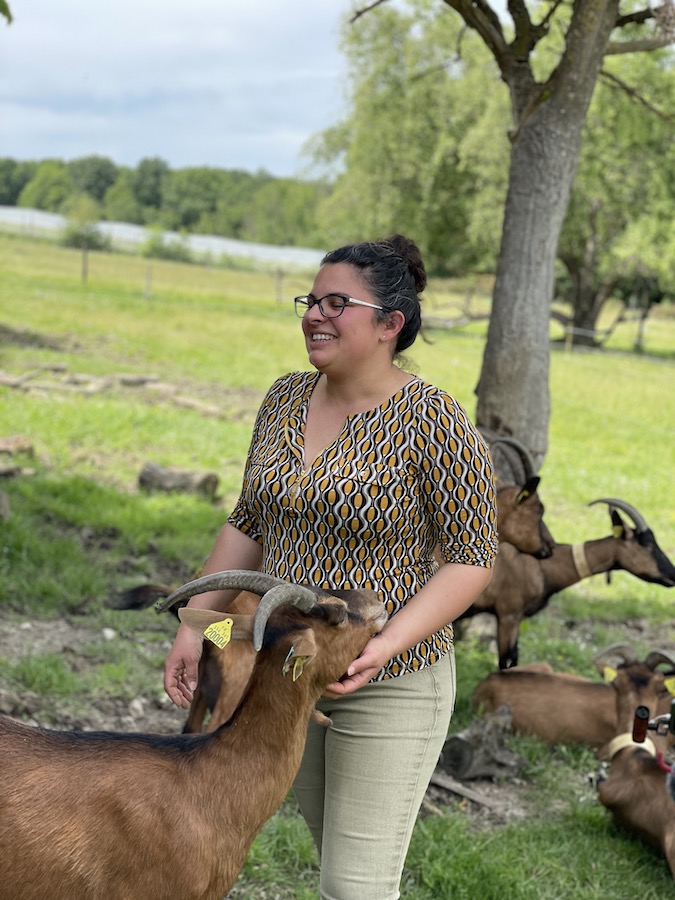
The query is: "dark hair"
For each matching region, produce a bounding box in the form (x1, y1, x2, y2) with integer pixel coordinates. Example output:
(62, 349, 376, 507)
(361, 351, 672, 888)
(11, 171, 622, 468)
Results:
(321, 234, 426, 353)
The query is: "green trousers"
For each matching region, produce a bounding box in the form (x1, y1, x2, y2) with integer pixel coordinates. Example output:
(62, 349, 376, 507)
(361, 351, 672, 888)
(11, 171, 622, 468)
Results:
(292, 650, 455, 900)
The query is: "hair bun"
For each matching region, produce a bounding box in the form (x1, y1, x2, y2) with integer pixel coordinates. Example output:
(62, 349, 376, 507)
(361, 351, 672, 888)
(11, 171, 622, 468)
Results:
(381, 234, 427, 294)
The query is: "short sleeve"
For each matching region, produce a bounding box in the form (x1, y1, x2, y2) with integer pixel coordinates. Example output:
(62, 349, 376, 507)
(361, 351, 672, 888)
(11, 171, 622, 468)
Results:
(419, 390, 497, 567)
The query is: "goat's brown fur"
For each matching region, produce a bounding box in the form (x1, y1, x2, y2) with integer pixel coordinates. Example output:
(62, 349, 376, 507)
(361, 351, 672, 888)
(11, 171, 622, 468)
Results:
(494, 478, 554, 559)
(459, 506, 675, 669)
(0, 582, 385, 899)
(472, 657, 675, 753)
(596, 664, 675, 877)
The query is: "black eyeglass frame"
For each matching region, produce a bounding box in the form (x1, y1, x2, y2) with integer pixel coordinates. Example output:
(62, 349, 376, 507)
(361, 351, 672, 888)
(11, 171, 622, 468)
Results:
(294, 293, 385, 319)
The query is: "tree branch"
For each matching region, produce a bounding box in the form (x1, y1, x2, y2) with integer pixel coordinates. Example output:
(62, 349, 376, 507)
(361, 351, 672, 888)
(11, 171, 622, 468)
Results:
(605, 36, 672, 54)
(599, 69, 675, 122)
(350, 0, 392, 24)
(441, 1, 511, 78)
(616, 9, 653, 28)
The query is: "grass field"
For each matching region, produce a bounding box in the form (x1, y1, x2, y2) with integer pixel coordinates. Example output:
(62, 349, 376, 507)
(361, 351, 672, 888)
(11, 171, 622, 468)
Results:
(1, 232, 674, 897)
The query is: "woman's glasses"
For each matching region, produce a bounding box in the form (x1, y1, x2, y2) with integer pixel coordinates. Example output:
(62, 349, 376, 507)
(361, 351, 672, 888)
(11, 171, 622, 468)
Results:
(294, 293, 384, 318)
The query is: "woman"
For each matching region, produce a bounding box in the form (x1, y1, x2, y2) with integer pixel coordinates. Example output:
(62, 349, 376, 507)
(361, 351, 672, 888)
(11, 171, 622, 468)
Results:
(164, 234, 497, 899)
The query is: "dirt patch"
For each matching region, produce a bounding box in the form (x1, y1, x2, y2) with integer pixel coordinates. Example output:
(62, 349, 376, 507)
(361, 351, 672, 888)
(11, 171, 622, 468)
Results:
(0, 612, 187, 735)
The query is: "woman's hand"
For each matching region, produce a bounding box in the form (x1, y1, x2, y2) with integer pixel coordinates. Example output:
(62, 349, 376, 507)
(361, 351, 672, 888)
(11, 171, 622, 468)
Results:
(163, 624, 204, 709)
(323, 633, 394, 697)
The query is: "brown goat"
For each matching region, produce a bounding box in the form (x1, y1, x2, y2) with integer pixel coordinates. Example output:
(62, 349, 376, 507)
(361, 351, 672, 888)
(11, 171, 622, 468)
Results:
(0, 571, 386, 900)
(492, 478, 554, 560)
(488, 435, 554, 560)
(472, 646, 675, 753)
(596, 653, 675, 877)
(459, 498, 675, 669)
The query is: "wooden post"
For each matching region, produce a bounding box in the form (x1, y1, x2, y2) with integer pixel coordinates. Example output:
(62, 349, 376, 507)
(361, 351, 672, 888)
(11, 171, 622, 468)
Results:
(565, 325, 574, 352)
(144, 264, 153, 300)
(81, 243, 89, 285)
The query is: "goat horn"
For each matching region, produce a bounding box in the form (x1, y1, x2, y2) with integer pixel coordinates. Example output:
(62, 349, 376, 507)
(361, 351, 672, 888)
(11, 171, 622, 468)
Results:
(644, 650, 675, 671)
(154, 570, 287, 613)
(489, 436, 537, 480)
(252, 583, 318, 652)
(588, 498, 649, 534)
(592, 642, 637, 665)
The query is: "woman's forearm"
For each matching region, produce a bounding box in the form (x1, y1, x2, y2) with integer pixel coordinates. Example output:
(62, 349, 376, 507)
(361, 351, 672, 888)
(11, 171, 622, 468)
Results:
(326, 562, 493, 695)
(183, 523, 264, 612)
(379, 562, 492, 660)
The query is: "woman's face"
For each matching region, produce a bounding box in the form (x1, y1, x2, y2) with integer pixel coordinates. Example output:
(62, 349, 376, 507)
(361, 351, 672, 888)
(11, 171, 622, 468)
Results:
(301, 263, 391, 375)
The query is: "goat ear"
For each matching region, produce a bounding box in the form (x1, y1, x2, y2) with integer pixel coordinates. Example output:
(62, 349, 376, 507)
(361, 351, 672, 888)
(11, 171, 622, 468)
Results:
(516, 476, 540, 503)
(281, 630, 318, 681)
(178, 608, 254, 647)
(664, 675, 675, 696)
(611, 510, 627, 539)
(318, 597, 349, 626)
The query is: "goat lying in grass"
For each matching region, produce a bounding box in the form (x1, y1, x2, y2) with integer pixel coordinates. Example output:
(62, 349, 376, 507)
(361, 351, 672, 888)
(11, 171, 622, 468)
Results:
(458, 498, 675, 669)
(596, 654, 675, 877)
(0, 571, 386, 900)
(472, 645, 675, 754)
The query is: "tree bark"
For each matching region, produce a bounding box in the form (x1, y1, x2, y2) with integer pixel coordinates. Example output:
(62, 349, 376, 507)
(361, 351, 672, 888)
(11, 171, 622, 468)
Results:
(470, 1, 621, 467)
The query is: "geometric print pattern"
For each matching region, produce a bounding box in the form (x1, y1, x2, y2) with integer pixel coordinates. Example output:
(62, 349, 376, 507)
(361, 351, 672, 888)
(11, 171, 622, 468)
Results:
(228, 371, 497, 680)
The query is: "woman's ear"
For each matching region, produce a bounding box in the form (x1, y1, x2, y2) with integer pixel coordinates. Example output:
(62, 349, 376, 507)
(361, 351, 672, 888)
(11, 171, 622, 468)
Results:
(380, 310, 406, 343)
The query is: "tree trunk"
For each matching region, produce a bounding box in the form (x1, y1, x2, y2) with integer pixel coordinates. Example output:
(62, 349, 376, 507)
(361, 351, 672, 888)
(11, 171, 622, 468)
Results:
(474, 1, 621, 467)
(560, 252, 614, 348)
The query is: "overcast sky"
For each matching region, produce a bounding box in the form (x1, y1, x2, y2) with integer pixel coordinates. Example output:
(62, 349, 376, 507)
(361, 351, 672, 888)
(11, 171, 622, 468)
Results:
(0, 1, 356, 178)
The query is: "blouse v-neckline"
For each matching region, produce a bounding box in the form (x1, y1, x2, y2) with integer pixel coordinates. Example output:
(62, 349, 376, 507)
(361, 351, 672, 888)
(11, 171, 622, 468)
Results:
(288, 371, 417, 471)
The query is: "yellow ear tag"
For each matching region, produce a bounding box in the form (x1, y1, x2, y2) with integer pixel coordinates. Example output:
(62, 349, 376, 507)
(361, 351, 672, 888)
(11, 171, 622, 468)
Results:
(282, 646, 306, 681)
(664, 675, 675, 696)
(612, 525, 623, 539)
(602, 665, 617, 683)
(291, 658, 305, 682)
(204, 618, 233, 649)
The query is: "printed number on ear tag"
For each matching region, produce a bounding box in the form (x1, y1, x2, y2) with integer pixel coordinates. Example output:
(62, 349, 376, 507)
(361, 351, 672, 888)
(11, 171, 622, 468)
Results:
(204, 618, 234, 649)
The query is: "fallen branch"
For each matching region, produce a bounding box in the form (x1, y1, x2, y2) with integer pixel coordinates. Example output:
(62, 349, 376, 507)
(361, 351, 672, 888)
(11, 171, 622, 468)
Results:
(429, 769, 503, 809)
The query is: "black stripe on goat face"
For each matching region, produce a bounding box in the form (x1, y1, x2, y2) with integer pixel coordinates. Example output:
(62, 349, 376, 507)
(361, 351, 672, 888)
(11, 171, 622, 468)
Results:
(258, 601, 345, 648)
(636, 529, 675, 586)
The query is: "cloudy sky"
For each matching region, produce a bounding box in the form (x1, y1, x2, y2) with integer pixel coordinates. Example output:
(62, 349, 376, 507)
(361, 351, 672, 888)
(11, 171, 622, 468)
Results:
(0, 1, 357, 178)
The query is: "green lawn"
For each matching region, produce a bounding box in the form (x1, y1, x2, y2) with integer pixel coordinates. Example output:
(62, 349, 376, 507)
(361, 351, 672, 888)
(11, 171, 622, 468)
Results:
(1, 232, 674, 897)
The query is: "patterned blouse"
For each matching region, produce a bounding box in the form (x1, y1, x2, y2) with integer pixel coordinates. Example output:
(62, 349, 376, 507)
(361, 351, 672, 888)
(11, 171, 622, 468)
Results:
(228, 371, 497, 680)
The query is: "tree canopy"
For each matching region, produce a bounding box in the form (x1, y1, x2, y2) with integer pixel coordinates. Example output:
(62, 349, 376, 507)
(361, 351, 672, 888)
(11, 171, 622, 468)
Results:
(344, 0, 674, 464)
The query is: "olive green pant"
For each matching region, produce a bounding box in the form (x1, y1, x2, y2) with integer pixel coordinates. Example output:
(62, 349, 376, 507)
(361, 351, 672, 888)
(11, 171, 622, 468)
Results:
(292, 651, 455, 900)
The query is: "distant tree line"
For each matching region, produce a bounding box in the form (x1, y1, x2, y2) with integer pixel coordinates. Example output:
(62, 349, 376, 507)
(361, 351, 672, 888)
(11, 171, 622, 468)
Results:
(1, 0, 673, 338)
(0, 155, 330, 251)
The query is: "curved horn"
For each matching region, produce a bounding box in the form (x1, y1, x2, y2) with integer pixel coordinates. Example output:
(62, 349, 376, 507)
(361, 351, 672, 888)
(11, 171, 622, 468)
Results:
(154, 570, 286, 613)
(588, 498, 649, 534)
(490, 436, 537, 481)
(644, 650, 675, 671)
(252, 583, 319, 651)
(592, 642, 637, 666)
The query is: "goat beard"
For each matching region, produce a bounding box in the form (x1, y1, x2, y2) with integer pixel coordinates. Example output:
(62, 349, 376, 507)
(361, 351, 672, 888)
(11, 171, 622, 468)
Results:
(668, 770, 675, 803)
